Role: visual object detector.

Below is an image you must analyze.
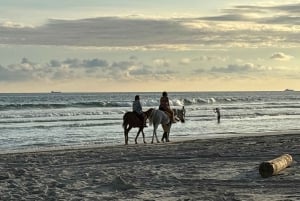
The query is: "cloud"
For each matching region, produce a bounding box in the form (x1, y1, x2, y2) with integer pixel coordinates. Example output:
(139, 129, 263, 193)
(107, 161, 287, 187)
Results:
(111, 61, 134, 70)
(189, 62, 298, 80)
(83, 59, 109, 68)
(1, 57, 175, 83)
(179, 58, 191, 65)
(47, 58, 110, 69)
(193, 68, 205, 74)
(197, 55, 227, 62)
(61, 58, 82, 68)
(197, 62, 300, 80)
(209, 63, 269, 74)
(1, 2, 300, 49)
(0, 17, 193, 47)
(130, 66, 152, 76)
(129, 55, 138, 60)
(0, 57, 112, 82)
(0, 21, 31, 28)
(205, 3, 300, 25)
(153, 58, 170, 67)
(199, 14, 252, 22)
(270, 52, 293, 61)
(49, 59, 61, 67)
(0, 63, 36, 82)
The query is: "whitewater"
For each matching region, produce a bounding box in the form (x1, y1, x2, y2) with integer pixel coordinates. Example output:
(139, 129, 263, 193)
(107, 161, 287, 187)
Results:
(0, 91, 300, 153)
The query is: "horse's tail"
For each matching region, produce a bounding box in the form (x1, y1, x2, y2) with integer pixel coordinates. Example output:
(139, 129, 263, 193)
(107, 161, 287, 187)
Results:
(122, 113, 127, 128)
(148, 109, 154, 126)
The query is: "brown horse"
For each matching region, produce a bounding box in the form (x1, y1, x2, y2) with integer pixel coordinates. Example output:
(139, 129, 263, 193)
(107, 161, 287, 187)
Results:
(122, 108, 154, 145)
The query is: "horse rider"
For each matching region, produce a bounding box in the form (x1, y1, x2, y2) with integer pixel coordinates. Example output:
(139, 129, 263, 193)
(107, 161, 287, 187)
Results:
(132, 95, 147, 127)
(159, 91, 176, 123)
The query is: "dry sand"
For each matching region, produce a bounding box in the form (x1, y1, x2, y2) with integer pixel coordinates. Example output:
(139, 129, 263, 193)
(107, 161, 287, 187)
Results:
(0, 133, 299, 201)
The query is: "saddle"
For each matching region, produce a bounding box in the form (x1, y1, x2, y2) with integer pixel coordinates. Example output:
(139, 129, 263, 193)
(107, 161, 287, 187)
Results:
(134, 112, 143, 121)
(134, 112, 147, 127)
(162, 110, 176, 123)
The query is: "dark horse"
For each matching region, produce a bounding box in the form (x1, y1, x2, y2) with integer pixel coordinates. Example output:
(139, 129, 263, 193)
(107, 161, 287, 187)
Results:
(122, 108, 154, 145)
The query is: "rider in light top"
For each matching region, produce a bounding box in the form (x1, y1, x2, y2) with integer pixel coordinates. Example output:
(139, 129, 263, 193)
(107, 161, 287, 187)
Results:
(132, 95, 147, 127)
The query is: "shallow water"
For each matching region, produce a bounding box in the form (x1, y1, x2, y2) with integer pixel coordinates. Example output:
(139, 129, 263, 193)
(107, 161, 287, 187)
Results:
(0, 91, 300, 152)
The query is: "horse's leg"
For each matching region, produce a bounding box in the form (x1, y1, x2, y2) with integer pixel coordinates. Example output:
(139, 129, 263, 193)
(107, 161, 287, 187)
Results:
(124, 129, 128, 145)
(161, 132, 167, 142)
(151, 124, 159, 143)
(166, 131, 170, 142)
(141, 129, 146, 144)
(166, 124, 172, 142)
(161, 123, 171, 142)
(161, 124, 167, 142)
(124, 124, 128, 145)
(154, 124, 160, 143)
(151, 127, 155, 144)
(155, 132, 160, 143)
(124, 126, 132, 145)
(135, 127, 143, 144)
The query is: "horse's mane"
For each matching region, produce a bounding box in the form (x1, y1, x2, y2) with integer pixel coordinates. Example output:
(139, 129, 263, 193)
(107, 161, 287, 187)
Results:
(148, 109, 155, 126)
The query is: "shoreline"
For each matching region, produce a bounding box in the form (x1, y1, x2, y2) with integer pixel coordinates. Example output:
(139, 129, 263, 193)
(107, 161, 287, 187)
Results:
(2, 130, 300, 155)
(0, 133, 299, 200)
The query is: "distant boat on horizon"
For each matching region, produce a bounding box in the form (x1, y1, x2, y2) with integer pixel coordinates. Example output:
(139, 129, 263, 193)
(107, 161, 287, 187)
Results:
(284, 89, 294, 92)
(50, 91, 62, 93)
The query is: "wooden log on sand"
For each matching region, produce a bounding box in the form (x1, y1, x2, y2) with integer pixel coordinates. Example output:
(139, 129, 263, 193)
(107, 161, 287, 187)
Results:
(259, 154, 293, 178)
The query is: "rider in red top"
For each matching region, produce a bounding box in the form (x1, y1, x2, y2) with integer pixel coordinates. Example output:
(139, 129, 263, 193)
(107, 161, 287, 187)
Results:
(159, 91, 176, 123)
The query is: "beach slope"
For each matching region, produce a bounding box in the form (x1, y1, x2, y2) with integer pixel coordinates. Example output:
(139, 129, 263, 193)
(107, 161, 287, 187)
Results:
(0, 133, 299, 200)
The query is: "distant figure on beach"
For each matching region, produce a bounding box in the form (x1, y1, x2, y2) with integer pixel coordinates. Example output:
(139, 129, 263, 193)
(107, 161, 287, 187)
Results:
(214, 108, 221, 123)
(132, 95, 147, 127)
(159, 91, 176, 123)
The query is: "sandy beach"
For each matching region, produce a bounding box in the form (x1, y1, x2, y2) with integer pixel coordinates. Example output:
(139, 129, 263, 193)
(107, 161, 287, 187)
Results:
(0, 133, 299, 201)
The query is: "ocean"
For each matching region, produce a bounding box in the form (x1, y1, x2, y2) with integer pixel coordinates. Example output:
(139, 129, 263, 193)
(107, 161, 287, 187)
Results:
(0, 91, 300, 153)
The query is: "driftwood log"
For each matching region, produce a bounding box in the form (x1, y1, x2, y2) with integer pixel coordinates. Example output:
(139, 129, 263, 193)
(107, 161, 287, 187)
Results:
(259, 154, 293, 178)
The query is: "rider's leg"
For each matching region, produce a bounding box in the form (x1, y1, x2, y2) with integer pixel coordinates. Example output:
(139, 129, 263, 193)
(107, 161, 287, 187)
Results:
(166, 108, 176, 123)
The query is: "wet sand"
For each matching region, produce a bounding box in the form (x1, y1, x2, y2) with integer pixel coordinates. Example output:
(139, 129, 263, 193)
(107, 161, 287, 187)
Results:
(0, 133, 299, 200)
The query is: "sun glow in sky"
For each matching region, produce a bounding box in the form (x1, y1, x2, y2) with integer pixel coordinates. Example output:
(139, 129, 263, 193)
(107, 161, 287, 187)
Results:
(0, 0, 299, 92)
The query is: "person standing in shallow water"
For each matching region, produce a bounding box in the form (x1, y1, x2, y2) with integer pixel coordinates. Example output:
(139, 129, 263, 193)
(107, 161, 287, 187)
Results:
(214, 107, 221, 123)
(132, 95, 147, 127)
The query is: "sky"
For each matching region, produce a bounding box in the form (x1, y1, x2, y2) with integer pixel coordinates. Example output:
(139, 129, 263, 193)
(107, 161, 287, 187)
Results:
(0, 0, 299, 92)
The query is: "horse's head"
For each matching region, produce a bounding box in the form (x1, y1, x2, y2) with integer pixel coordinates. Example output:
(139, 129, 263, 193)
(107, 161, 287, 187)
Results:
(174, 106, 185, 123)
(144, 108, 154, 119)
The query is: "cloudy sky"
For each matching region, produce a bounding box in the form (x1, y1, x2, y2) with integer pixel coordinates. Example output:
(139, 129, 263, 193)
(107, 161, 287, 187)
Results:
(0, 0, 299, 92)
